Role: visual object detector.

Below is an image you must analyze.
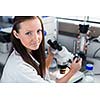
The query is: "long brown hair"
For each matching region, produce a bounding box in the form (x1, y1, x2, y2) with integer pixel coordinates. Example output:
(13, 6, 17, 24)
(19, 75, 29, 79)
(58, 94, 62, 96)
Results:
(10, 16, 46, 78)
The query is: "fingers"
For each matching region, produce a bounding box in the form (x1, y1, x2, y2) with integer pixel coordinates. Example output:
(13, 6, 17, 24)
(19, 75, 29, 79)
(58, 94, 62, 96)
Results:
(73, 58, 78, 63)
(48, 47, 54, 56)
(79, 58, 82, 63)
(73, 58, 82, 63)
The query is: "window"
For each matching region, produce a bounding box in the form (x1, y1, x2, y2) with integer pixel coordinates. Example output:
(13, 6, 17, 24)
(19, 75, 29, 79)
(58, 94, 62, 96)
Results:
(57, 16, 100, 27)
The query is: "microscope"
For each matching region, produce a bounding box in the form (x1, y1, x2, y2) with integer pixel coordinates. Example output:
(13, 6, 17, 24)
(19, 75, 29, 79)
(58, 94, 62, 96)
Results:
(47, 39, 76, 74)
(77, 16, 90, 59)
(47, 23, 90, 74)
(47, 39, 86, 82)
(77, 24, 89, 59)
(76, 23, 91, 71)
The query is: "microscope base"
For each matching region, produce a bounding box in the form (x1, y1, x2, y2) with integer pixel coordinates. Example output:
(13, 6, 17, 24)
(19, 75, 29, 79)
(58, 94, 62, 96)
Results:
(50, 68, 84, 83)
(56, 70, 84, 83)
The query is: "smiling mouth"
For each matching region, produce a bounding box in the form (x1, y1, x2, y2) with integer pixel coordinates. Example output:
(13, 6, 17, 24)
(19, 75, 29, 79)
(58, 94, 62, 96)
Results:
(31, 42, 39, 46)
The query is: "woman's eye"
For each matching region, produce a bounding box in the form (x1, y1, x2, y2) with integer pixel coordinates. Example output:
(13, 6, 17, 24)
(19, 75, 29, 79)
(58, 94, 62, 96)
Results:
(37, 29, 42, 34)
(25, 32, 32, 35)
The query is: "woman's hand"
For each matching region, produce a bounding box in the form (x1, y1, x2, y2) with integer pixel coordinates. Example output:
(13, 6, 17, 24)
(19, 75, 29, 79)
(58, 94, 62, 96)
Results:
(47, 47, 54, 57)
(70, 58, 82, 74)
(45, 47, 54, 69)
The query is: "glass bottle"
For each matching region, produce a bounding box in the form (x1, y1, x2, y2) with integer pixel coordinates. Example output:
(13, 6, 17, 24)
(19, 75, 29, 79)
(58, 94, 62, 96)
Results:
(82, 64, 94, 83)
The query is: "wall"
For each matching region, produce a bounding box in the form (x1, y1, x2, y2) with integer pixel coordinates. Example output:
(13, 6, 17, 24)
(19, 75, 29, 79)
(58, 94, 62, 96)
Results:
(58, 21, 100, 37)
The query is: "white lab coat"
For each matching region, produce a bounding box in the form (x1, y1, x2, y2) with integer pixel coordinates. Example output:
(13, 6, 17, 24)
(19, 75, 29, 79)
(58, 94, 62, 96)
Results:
(0, 50, 55, 83)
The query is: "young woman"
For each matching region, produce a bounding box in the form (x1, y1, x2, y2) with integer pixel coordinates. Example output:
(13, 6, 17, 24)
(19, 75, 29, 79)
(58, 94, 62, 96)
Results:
(0, 16, 82, 83)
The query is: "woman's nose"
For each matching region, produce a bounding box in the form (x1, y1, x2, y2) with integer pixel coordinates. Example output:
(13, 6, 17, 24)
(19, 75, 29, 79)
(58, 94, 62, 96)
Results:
(32, 32, 38, 40)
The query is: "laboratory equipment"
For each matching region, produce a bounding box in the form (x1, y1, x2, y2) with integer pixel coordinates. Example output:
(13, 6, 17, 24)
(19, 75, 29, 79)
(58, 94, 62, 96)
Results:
(0, 31, 11, 53)
(72, 17, 92, 72)
(47, 39, 80, 74)
(75, 17, 92, 61)
(76, 24, 89, 61)
(47, 39, 84, 82)
(82, 64, 94, 83)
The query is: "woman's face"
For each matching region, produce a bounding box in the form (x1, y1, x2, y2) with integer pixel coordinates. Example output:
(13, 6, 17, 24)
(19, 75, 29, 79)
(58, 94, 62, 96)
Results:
(14, 18, 43, 52)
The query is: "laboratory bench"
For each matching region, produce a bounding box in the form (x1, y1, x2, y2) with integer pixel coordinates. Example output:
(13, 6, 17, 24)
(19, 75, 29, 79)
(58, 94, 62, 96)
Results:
(49, 67, 100, 83)
(93, 75, 100, 83)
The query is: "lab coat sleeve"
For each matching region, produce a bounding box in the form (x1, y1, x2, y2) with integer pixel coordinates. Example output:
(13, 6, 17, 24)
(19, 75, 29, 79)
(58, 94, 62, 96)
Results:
(16, 63, 54, 83)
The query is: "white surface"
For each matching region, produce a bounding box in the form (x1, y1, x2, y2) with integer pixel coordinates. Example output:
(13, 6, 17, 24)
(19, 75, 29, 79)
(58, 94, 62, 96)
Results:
(82, 75, 94, 83)
(80, 75, 100, 83)
(57, 70, 84, 83)
(94, 75, 100, 83)
(68, 71, 84, 83)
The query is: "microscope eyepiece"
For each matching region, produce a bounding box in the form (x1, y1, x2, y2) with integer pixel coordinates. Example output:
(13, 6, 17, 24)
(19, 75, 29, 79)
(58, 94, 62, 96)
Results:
(47, 39, 62, 51)
(47, 39, 57, 49)
(53, 41, 62, 51)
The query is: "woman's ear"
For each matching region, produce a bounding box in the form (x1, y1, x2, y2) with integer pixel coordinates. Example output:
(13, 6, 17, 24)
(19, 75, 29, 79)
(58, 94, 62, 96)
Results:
(13, 30, 19, 39)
